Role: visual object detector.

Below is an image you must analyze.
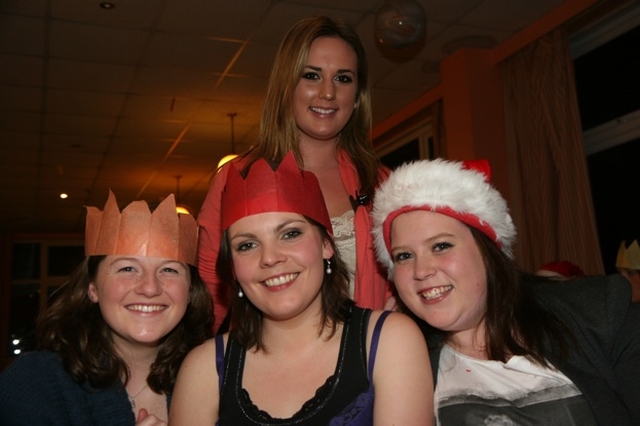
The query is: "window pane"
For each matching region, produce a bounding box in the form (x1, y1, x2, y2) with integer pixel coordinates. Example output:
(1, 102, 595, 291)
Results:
(7, 282, 40, 357)
(11, 243, 40, 280)
(47, 245, 84, 276)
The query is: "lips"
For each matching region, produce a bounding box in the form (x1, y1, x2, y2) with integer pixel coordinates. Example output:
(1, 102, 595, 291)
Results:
(263, 273, 298, 287)
(309, 106, 336, 114)
(419, 285, 453, 301)
(126, 304, 167, 313)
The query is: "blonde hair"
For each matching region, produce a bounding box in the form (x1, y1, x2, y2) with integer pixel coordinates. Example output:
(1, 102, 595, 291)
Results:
(249, 15, 381, 197)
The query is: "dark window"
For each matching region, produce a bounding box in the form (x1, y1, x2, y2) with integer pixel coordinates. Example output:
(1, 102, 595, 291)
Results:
(574, 25, 640, 130)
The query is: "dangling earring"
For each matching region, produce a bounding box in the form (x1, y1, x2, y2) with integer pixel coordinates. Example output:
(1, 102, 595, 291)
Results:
(238, 287, 244, 298)
(325, 258, 332, 275)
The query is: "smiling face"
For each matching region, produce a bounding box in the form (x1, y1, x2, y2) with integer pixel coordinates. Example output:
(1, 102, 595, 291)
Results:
(88, 256, 190, 349)
(293, 36, 358, 146)
(390, 210, 488, 347)
(228, 212, 334, 322)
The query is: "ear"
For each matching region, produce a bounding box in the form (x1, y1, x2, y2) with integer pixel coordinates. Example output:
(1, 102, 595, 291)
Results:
(87, 283, 99, 303)
(322, 238, 335, 260)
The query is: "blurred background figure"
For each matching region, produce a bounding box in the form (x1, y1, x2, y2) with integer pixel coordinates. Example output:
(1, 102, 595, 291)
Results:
(536, 260, 586, 280)
(616, 239, 640, 303)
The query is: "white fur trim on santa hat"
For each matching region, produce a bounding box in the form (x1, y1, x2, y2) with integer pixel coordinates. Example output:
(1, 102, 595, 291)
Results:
(372, 158, 516, 277)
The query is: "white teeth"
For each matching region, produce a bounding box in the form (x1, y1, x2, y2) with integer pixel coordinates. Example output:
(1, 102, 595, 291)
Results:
(264, 273, 298, 287)
(419, 285, 453, 301)
(310, 107, 335, 114)
(127, 305, 165, 313)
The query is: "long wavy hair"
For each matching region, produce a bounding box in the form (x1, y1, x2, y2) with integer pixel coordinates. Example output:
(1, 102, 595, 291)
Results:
(216, 219, 352, 351)
(36, 256, 213, 394)
(428, 227, 571, 366)
(247, 15, 382, 199)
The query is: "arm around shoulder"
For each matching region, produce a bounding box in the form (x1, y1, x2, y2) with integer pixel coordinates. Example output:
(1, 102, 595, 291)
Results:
(370, 311, 434, 426)
(169, 338, 220, 425)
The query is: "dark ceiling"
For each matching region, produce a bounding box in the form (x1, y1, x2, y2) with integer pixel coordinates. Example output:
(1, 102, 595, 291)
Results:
(0, 0, 631, 235)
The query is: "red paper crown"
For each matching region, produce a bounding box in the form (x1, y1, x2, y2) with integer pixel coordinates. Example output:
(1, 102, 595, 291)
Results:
(85, 191, 198, 265)
(221, 151, 332, 234)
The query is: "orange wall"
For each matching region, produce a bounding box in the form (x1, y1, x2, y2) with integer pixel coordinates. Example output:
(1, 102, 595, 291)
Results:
(372, 0, 600, 200)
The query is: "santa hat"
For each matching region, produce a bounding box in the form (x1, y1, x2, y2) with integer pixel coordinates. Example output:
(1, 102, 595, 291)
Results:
(537, 260, 585, 279)
(372, 158, 516, 277)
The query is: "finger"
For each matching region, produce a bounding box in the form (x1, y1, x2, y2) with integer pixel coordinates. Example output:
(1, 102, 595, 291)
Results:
(137, 408, 149, 422)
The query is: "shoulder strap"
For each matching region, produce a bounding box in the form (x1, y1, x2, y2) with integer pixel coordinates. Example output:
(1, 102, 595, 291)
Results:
(368, 311, 392, 378)
(215, 333, 225, 392)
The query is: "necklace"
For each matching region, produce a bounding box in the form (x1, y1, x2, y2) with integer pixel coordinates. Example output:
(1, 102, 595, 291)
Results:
(127, 384, 149, 409)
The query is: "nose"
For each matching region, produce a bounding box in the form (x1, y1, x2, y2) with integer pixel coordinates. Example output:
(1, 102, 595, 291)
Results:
(413, 254, 436, 281)
(136, 273, 163, 297)
(260, 244, 286, 268)
(320, 79, 335, 100)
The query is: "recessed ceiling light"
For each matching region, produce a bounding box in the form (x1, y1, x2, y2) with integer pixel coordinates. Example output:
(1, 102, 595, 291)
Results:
(60, 193, 68, 199)
(99, 2, 115, 10)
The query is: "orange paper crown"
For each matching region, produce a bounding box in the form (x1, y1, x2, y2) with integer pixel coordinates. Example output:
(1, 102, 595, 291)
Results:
(85, 191, 198, 265)
(616, 239, 640, 270)
(221, 151, 332, 233)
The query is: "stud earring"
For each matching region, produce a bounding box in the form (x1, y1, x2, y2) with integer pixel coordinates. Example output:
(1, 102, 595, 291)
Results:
(238, 288, 244, 298)
(325, 258, 332, 275)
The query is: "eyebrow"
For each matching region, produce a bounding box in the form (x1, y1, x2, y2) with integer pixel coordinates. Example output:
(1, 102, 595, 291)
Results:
(304, 65, 355, 74)
(391, 232, 456, 251)
(229, 218, 308, 242)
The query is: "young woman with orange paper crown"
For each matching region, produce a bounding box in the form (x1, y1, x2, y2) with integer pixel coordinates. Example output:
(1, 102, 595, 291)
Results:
(198, 16, 394, 335)
(169, 152, 433, 425)
(0, 192, 212, 426)
(371, 158, 640, 425)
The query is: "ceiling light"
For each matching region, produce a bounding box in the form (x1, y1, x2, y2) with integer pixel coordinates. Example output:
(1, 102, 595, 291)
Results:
(217, 154, 238, 169)
(60, 193, 68, 199)
(99, 2, 115, 10)
(176, 206, 191, 215)
(174, 175, 192, 215)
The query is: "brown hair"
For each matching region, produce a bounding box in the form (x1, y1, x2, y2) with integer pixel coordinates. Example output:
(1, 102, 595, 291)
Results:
(37, 256, 213, 393)
(448, 227, 571, 366)
(247, 15, 382, 199)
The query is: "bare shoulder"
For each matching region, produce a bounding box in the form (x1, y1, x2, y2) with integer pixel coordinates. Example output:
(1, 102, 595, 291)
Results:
(367, 310, 429, 361)
(170, 336, 221, 424)
(184, 336, 218, 362)
(367, 310, 434, 424)
(176, 336, 220, 383)
(367, 310, 425, 340)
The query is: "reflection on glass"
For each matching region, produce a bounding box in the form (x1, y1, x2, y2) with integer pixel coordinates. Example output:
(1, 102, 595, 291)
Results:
(7, 282, 39, 356)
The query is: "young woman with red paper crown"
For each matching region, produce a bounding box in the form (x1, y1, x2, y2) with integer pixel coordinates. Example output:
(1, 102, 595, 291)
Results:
(169, 153, 433, 425)
(0, 192, 212, 426)
(371, 159, 640, 425)
(198, 16, 394, 335)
